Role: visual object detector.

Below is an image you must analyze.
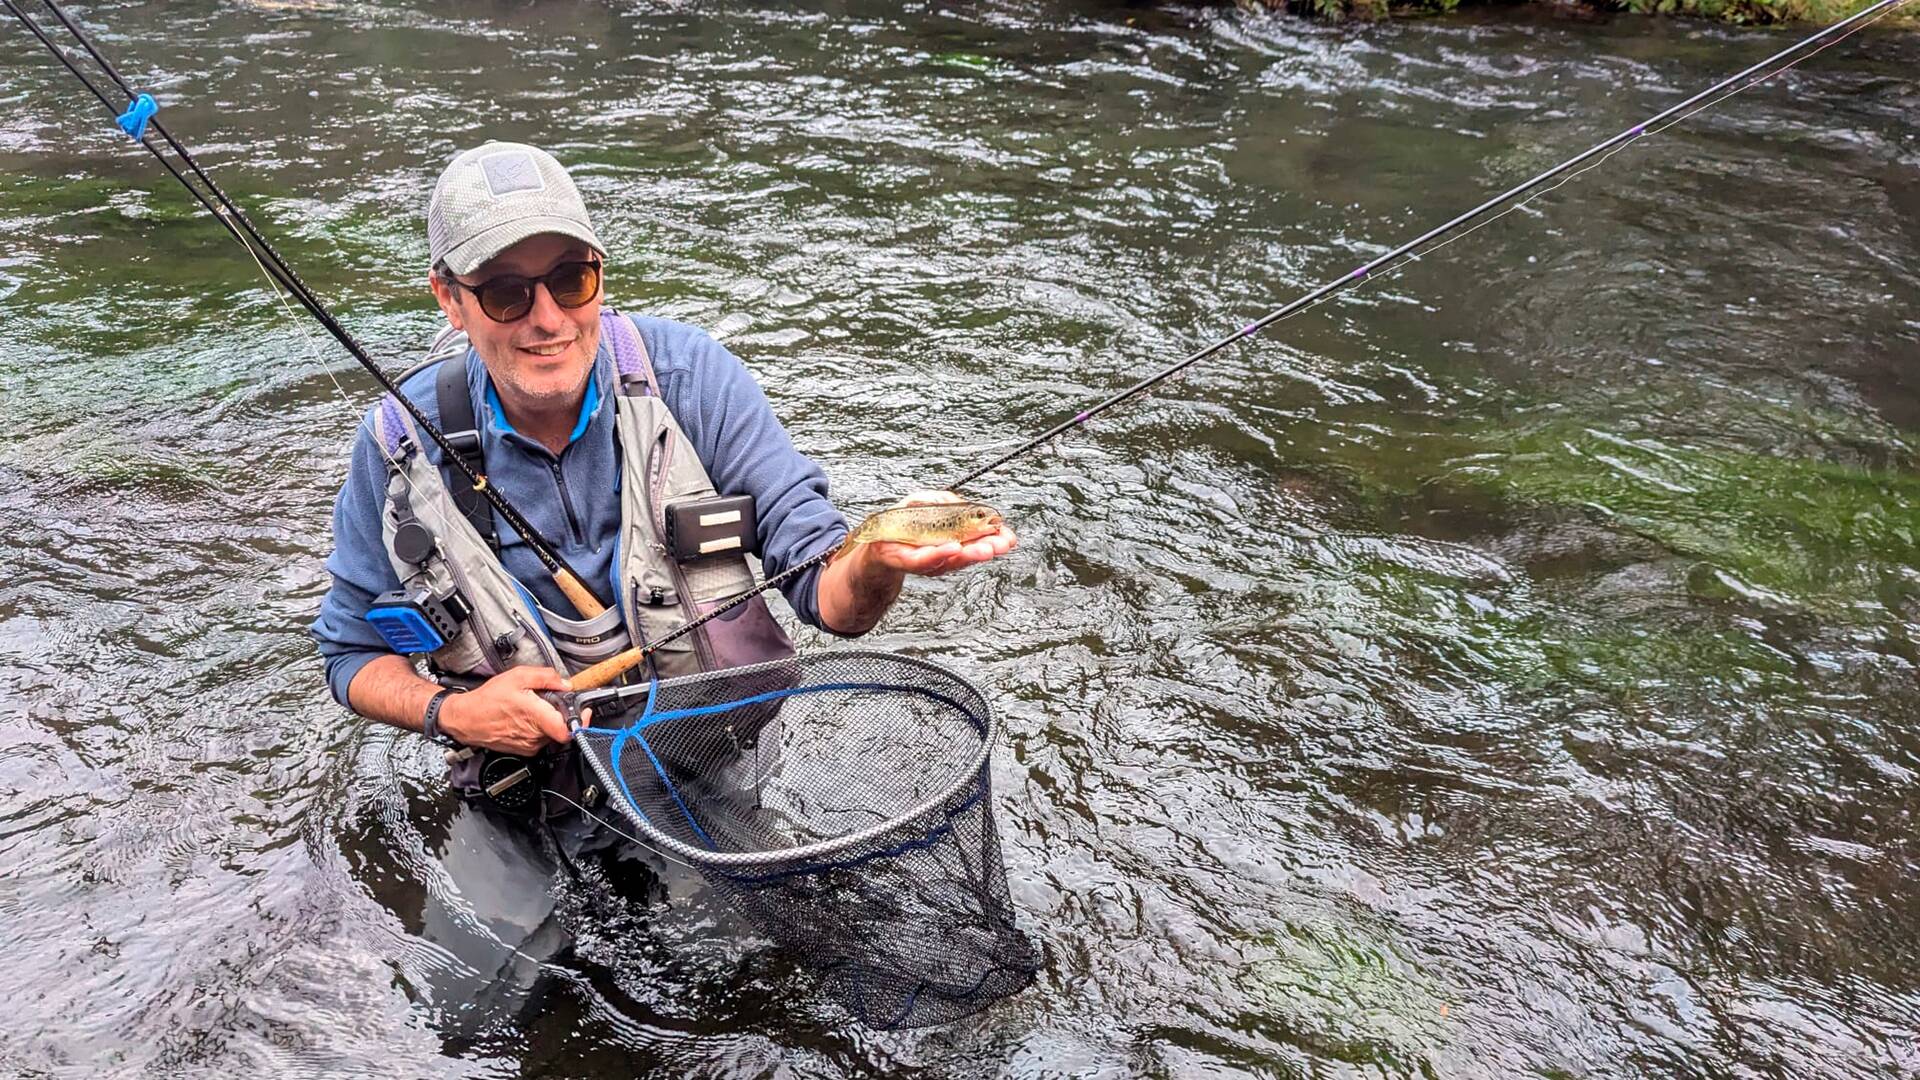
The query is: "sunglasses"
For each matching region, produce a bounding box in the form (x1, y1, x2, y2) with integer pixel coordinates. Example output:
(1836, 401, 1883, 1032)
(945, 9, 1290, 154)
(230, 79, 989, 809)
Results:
(448, 259, 603, 323)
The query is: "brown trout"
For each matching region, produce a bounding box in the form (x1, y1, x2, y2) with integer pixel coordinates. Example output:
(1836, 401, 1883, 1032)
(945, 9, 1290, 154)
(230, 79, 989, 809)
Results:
(831, 501, 1005, 562)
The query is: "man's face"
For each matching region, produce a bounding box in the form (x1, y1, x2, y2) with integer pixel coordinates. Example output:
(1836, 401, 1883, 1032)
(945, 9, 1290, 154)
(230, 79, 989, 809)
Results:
(430, 232, 603, 412)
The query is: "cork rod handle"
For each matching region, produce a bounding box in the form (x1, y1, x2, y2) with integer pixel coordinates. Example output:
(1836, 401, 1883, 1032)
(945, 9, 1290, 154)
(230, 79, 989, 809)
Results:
(571, 646, 647, 692)
(553, 569, 608, 620)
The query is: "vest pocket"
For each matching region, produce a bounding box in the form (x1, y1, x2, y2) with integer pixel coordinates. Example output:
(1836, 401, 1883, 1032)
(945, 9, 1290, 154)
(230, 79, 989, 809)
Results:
(434, 626, 490, 678)
(630, 575, 698, 677)
(693, 595, 796, 670)
(616, 394, 791, 679)
(680, 555, 758, 607)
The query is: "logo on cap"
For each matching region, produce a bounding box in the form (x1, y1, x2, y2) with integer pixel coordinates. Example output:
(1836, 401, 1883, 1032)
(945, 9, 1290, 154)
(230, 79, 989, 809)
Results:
(480, 151, 547, 198)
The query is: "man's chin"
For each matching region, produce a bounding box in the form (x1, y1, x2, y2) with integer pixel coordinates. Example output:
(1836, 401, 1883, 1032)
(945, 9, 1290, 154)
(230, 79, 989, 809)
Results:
(520, 380, 591, 406)
(497, 365, 593, 408)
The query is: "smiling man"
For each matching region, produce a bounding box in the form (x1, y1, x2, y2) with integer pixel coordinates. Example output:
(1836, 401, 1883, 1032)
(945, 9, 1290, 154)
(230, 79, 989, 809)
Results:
(311, 142, 1015, 801)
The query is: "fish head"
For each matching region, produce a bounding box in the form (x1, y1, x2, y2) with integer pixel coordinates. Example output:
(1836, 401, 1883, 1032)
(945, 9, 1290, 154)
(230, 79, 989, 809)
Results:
(957, 503, 1004, 538)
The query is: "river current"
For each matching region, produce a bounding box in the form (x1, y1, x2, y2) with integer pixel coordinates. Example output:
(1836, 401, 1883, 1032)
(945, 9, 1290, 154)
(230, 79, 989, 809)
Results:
(1, 1, 1917, 1076)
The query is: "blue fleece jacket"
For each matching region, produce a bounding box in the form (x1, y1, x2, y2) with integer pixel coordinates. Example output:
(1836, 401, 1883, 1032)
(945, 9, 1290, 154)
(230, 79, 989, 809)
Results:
(310, 313, 848, 707)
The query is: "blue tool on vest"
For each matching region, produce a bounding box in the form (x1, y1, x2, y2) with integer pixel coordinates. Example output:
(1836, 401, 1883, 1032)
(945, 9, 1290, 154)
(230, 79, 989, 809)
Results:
(366, 588, 471, 655)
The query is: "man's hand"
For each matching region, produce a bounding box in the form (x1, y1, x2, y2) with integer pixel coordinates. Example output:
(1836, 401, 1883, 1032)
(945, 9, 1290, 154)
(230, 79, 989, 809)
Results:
(437, 665, 574, 756)
(865, 489, 1018, 577)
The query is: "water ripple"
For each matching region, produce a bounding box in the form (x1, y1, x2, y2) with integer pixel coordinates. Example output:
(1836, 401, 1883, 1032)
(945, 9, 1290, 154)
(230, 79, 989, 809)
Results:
(1, 0, 1917, 1076)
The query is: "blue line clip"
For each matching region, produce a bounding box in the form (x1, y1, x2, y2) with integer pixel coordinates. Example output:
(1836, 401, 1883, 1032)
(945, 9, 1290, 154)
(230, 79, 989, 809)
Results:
(115, 93, 158, 141)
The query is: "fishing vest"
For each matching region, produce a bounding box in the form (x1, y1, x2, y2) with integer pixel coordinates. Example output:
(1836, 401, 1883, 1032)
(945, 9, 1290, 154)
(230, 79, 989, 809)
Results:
(370, 309, 796, 685)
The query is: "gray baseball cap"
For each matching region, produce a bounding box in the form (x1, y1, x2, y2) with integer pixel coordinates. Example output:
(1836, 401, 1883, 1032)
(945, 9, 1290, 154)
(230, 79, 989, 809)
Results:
(427, 142, 607, 275)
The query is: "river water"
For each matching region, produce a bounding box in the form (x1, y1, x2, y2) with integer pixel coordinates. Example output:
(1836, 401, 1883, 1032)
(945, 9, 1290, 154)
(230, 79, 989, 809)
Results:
(2, 1, 1917, 1076)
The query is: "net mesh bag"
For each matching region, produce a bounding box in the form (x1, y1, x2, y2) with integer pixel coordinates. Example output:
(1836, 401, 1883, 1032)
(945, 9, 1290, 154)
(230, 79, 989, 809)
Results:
(574, 650, 1039, 1029)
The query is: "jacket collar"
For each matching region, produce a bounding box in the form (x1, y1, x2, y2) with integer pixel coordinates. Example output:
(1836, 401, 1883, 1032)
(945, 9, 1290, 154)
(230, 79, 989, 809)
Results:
(467, 340, 614, 454)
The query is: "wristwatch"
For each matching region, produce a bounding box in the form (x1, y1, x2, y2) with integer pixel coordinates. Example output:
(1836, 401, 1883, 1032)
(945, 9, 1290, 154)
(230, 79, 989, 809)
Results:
(422, 687, 464, 748)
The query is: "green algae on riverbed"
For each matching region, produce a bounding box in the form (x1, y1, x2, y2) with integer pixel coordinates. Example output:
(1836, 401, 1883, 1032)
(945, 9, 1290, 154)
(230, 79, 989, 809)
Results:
(0, 166, 427, 346)
(1292, 390, 1919, 616)
(1448, 421, 1917, 619)
(3, 2, 1916, 1075)
(1264, 402, 1919, 701)
(1242, 917, 1456, 1071)
(1407, 419, 1918, 605)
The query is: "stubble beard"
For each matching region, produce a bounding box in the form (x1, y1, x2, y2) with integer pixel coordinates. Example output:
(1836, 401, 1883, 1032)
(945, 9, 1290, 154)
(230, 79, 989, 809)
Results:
(482, 323, 600, 412)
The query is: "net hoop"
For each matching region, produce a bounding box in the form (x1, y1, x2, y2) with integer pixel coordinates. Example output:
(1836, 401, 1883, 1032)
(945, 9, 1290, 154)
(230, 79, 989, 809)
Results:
(577, 649, 998, 869)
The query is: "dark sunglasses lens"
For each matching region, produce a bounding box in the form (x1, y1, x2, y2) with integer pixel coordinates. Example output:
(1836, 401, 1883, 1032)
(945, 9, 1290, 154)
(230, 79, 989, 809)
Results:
(477, 279, 535, 322)
(549, 262, 601, 308)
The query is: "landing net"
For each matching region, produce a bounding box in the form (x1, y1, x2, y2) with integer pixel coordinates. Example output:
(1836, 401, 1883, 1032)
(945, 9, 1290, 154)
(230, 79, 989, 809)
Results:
(575, 651, 1039, 1029)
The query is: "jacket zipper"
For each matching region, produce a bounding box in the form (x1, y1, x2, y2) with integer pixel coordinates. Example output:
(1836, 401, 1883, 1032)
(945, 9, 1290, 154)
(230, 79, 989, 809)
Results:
(548, 458, 585, 547)
(445, 558, 499, 674)
(628, 579, 655, 683)
(644, 427, 715, 670)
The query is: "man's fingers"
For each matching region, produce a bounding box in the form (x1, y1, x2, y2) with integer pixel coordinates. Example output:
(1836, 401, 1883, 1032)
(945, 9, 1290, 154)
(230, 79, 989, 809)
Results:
(890, 489, 965, 509)
(916, 549, 975, 577)
(531, 697, 571, 745)
(869, 540, 934, 569)
(867, 523, 1018, 578)
(875, 532, 1024, 575)
(895, 541, 962, 571)
(512, 666, 571, 692)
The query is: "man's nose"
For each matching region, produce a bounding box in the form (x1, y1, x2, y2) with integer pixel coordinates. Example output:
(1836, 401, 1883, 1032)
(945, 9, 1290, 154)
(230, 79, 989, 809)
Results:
(525, 281, 569, 330)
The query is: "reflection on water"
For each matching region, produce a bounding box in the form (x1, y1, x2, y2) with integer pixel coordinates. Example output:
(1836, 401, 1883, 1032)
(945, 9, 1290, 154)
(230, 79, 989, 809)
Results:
(1, 0, 1917, 1076)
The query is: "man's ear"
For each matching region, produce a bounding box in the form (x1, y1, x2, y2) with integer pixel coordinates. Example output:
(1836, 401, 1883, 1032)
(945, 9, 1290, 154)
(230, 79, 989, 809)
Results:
(429, 272, 465, 332)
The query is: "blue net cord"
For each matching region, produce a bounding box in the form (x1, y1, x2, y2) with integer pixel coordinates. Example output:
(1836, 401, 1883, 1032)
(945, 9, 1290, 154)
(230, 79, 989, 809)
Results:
(723, 773, 987, 886)
(581, 679, 988, 856)
(630, 680, 983, 736)
(598, 678, 717, 849)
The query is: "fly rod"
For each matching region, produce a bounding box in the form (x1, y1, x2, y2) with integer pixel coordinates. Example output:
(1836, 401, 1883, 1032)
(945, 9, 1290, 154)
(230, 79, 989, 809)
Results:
(9, 0, 1905, 689)
(568, 0, 1911, 691)
(4, 0, 612, 620)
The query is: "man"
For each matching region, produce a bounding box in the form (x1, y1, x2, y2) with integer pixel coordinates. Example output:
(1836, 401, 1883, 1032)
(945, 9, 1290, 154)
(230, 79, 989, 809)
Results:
(309, 141, 1015, 1038)
(312, 141, 1015, 772)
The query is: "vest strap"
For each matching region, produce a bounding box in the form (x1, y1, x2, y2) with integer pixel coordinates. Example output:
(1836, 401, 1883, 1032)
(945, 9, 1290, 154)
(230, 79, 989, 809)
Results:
(435, 354, 498, 551)
(601, 310, 659, 398)
(376, 394, 409, 459)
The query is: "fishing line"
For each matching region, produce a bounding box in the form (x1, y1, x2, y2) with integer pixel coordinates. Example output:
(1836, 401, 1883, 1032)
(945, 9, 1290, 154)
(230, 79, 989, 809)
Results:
(8, 0, 1908, 689)
(0, 0, 388, 470)
(226, 195, 493, 559)
(566, 0, 1913, 690)
(542, 789, 701, 872)
(0, 0, 542, 645)
(5, 0, 612, 617)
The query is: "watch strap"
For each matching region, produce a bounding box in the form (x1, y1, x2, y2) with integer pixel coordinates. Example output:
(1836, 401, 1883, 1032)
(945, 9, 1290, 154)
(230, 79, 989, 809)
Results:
(422, 687, 461, 747)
